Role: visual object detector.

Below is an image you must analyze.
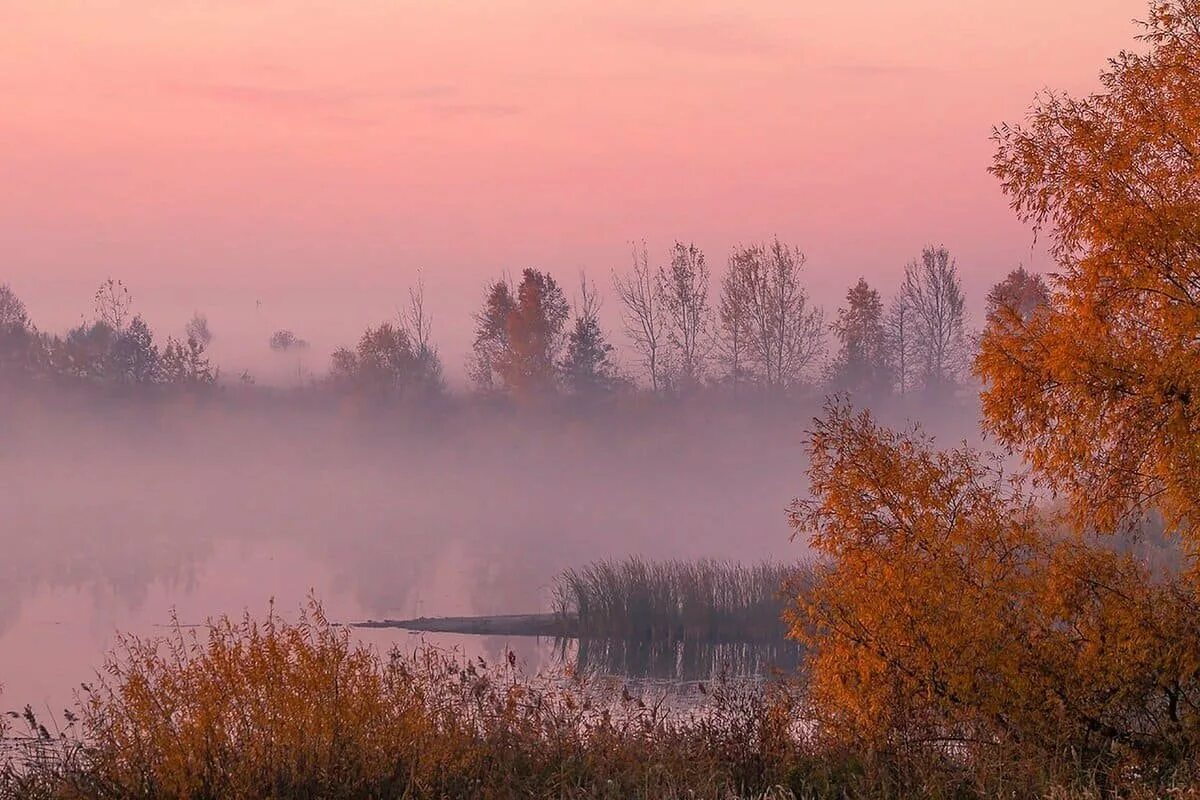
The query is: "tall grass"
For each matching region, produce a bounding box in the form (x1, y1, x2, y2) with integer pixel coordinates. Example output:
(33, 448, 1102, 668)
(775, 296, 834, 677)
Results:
(552, 558, 802, 643)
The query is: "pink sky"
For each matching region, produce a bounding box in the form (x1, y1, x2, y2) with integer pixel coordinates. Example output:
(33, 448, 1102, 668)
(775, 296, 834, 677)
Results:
(0, 0, 1146, 379)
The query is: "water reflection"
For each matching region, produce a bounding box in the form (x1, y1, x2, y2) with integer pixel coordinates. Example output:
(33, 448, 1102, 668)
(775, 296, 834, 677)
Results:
(0, 400, 856, 713)
(563, 638, 802, 683)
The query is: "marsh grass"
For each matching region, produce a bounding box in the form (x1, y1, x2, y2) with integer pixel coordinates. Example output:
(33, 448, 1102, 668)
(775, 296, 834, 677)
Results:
(552, 558, 801, 643)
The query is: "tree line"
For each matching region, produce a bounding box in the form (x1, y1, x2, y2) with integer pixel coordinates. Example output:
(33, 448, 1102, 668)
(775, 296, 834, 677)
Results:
(0, 246, 1048, 407)
(0, 279, 216, 391)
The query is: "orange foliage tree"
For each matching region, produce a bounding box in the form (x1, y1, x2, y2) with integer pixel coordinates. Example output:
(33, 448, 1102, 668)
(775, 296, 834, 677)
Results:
(788, 403, 1200, 780)
(978, 0, 1200, 541)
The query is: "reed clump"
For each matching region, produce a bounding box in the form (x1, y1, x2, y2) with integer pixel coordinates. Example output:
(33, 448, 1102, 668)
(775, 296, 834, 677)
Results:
(552, 558, 801, 643)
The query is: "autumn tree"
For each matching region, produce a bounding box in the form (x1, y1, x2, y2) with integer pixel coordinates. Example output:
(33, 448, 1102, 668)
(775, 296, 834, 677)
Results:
(790, 402, 1200, 784)
(613, 242, 668, 392)
(469, 279, 516, 394)
(900, 245, 967, 394)
(561, 276, 620, 400)
(829, 278, 890, 397)
(978, 0, 1200, 540)
(659, 241, 712, 389)
(469, 269, 569, 399)
(724, 239, 824, 390)
(503, 269, 569, 399)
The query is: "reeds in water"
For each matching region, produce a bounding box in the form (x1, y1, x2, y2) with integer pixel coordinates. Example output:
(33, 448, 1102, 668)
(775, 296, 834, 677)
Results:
(552, 557, 803, 643)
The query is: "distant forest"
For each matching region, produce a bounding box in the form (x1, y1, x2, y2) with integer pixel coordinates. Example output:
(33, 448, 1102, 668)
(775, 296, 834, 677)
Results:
(0, 243, 1046, 409)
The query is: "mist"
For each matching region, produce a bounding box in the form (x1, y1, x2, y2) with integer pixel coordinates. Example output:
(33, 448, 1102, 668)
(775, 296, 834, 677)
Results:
(0, 376, 982, 709)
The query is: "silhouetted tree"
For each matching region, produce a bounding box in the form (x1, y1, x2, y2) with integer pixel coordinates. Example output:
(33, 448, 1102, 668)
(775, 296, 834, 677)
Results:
(185, 313, 213, 347)
(94, 279, 132, 332)
(900, 245, 967, 394)
(0, 283, 37, 379)
(561, 276, 619, 400)
(726, 239, 824, 390)
(659, 242, 712, 390)
(501, 269, 570, 399)
(160, 335, 216, 386)
(613, 242, 668, 392)
(269, 330, 309, 352)
(400, 274, 444, 396)
(469, 279, 516, 394)
(715, 250, 752, 389)
(57, 321, 117, 381)
(469, 269, 568, 399)
(985, 266, 1050, 324)
(330, 321, 443, 403)
(884, 295, 915, 396)
(0, 284, 27, 330)
(108, 315, 159, 385)
(829, 278, 890, 397)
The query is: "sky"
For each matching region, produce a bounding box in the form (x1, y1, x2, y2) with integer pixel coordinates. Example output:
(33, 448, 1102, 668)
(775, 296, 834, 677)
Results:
(0, 0, 1147, 381)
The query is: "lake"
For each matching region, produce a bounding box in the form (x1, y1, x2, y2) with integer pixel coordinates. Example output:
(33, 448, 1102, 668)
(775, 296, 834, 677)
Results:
(0, 398, 831, 717)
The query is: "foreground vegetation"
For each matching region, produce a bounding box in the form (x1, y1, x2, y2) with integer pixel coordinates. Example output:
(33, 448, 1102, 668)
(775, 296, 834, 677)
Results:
(6, 604, 1199, 800)
(0, 605, 809, 800)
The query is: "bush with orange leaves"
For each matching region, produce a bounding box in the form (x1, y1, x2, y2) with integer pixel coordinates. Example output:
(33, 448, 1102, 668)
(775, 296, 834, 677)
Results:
(788, 403, 1200, 788)
(3, 601, 819, 800)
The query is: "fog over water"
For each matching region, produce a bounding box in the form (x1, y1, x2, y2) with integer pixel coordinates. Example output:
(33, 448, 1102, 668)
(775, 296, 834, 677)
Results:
(0, 388, 980, 713)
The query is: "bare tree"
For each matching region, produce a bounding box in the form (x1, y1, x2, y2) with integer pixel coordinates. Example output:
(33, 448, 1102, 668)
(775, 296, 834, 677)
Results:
(94, 278, 132, 331)
(401, 272, 434, 357)
(900, 245, 967, 393)
(399, 272, 445, 396)
(612, 241, 668, 392)
(884, 294, 914, 396)
(659, 241, 712, 388)
(716, 251, 750, 389)
(728, 239, 824, 389)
